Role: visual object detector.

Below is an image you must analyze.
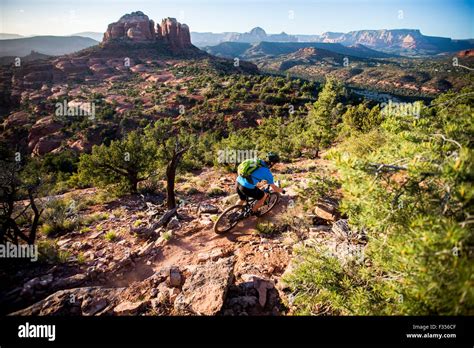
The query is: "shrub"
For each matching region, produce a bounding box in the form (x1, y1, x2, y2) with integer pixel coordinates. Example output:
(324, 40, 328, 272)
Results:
(285, 89, 474, 315)
(104, 231, 118, 242)
(255, 221, 277, 236)
(78, 131, 157, 193)
(82, 212, 109, 225)
(37, 240, 70, 264)
(40, 199, 78, 236)
(79, 227, 91, 234)
(161, 230, 173, 241)
(207, 186, 226, 197)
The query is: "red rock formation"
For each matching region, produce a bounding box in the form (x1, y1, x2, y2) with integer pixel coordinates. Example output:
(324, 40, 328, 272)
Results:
(32, 133, 65, 156)
(102, 12, 191, 49)
(156, 23, 163, 40)
(457, 49, 474, 58)
(160, 17, 191, 48)
(162, 18, 191, 48)
(103, 11, 156, 43)
(2, 111, 30, 129)
(28, 116, 63, 153)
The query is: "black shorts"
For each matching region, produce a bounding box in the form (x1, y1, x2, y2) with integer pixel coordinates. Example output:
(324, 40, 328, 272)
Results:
(236, 183, 265, 201)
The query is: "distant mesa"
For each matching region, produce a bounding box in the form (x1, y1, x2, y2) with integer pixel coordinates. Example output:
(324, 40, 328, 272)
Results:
(317, 29, 473, 54)
(228, 26, 297, 44)
(0, 33, 24, 40)
(102, 11, 191, 49)
(194, 28, 473, 56)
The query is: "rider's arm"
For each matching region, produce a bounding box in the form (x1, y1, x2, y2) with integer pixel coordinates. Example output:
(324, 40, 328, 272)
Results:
(264, 168, 284, 194)
(270, 183, 284, 194)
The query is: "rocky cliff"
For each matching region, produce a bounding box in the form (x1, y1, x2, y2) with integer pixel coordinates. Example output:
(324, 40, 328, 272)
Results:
(102, 11, 191, 49)
(319, 29, 473, 54)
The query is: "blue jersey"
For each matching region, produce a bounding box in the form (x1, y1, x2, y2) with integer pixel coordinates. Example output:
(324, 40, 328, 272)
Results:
(237, 163, 274, 189)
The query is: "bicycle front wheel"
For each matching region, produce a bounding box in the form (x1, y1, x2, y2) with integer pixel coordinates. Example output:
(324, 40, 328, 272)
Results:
(257, 192, 280, 216)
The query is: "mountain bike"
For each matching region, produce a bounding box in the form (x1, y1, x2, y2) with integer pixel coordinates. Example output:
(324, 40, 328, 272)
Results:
(213, 184, 284, 234)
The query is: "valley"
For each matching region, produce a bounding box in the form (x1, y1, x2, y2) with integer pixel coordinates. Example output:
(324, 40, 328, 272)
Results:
(206, 42, 474, 97)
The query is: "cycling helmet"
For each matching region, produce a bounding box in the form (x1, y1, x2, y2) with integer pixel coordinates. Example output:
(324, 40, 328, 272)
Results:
(266, 152, 280, 164)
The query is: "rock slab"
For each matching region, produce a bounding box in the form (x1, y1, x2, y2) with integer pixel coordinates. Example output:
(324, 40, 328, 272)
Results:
(174, 256, 235, 315)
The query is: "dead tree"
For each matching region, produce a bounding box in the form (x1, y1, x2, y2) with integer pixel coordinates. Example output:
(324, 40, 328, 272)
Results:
(165, 142, 188, 210)
(0, 158, 42, 245)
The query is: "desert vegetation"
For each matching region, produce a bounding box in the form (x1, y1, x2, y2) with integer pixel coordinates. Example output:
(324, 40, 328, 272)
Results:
(0, 9, 472, 317)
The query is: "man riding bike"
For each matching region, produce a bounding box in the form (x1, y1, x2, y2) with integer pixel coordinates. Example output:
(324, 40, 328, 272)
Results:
(236, 152, 284, 215)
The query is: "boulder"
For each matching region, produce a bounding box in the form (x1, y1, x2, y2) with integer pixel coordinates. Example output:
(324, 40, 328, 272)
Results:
(174, 256, 235, 315)
(113, 300, 148, 316)
(198, 203, 219, 214)
(314, 198, 339, 221)
(10, 287, 124, 316)
(169, 267, 183, 288)
(331, 219, 356, 240)
(240, 275, 274, 307)
(168, 287, 180, 303)
(197, 248, 225, 263)
(3, 111, 30, 128)
(51, 273, 87, 290)
(32, 132, 65, 156)
(137, 240, 155, 257)
(28, 116, 63, 152)
(254, 277, 274, 307)
(81, 298, 108, 316)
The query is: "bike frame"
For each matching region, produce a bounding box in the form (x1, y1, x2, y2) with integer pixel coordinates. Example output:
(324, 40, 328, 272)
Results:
(240, 187, 272, 219)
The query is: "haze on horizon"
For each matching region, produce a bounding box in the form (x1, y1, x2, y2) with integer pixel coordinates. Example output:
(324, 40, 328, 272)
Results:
(1, 0, 473, 39)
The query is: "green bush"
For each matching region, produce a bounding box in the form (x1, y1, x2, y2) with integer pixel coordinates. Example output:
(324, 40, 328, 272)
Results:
(104, 231, 118, 242)
(286, 88, 474, 315)
(78, 130, 157, 193)
(207, 186, 227, 197)
(40, 199, 78, 236)
(37, 240, 70, 263)
(255, 221, 277, 236)
(304, 78, 346, 156)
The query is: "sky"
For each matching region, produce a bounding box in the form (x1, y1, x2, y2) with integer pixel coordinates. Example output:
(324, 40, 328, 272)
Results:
(1, 0, 473, 39)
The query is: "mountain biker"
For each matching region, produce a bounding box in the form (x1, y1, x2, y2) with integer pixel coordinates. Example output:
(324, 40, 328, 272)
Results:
(236, 152, 284, 215)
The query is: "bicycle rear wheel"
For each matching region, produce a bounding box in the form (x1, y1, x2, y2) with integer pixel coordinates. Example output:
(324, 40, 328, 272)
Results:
(213, 204, 245, 234)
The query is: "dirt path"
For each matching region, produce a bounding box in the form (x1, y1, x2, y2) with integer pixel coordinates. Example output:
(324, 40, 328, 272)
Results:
(141, 156, 333, 315)
(150, 194, 292, 271)
(3, 157, 334, 316)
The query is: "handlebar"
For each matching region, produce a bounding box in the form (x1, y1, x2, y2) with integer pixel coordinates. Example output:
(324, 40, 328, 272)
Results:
(263, 184, 285, 194)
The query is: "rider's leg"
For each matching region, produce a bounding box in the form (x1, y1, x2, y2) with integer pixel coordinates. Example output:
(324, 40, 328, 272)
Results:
(252, 192, 268, 213)
(236, 184, 247, 206)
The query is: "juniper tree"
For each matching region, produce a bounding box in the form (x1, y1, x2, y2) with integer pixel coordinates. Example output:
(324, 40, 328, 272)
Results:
(305, 78, 346, 157)
(78, 130, 156, 193)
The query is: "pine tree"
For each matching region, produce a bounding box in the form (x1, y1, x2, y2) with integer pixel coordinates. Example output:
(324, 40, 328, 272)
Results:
(305, 78, 345, 156)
